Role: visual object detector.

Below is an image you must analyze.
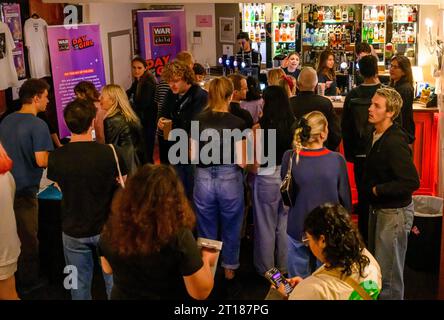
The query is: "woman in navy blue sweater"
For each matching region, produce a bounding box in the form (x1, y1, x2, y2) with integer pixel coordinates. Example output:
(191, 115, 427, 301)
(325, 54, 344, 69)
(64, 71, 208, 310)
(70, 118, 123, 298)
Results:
(281, 111, 352, 278)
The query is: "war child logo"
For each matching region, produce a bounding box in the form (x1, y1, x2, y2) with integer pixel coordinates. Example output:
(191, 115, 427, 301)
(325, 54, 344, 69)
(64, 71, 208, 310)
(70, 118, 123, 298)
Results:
(152, 25, 172, 45)
(57, 39, 69, 51)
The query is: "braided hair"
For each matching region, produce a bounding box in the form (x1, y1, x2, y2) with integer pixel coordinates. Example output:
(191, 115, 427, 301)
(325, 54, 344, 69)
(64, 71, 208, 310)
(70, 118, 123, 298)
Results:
(292, 111, 328, 163)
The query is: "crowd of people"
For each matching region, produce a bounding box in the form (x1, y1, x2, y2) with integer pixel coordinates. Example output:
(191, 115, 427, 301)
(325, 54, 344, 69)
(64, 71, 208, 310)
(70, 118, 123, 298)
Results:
(0, 43, 420, 301)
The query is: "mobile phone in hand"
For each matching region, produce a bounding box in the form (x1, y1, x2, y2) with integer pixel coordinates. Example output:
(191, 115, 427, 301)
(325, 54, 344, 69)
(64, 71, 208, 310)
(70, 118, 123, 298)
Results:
(264, 267, 293, 295)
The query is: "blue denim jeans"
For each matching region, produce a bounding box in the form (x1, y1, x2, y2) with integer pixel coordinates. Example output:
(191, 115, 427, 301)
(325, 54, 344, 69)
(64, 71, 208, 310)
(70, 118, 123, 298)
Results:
(368, 202, 414, 300)
(194, 165, 244, 270)
(252, 166, 288, 275)
(287, 235, 322, 278)
(62, 233, 113, 300)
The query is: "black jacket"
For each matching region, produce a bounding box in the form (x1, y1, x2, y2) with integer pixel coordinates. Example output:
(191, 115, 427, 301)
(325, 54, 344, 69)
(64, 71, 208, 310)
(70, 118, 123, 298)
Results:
(289, 91, 342, 151)
(126, 72, 157, 126)
(363, 123, 419, 209)
(159, 84, 208, 134)
(392, 78, 415, 144)
(342, 83, 382, 162)
(104, 114, 146, 174)
(229, 102, 254, 129)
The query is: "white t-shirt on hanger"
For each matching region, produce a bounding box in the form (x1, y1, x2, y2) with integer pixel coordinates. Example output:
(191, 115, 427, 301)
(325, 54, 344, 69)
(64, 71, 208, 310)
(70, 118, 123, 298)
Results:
(0, 21, 19, 90)
(24, 17, 51, 79)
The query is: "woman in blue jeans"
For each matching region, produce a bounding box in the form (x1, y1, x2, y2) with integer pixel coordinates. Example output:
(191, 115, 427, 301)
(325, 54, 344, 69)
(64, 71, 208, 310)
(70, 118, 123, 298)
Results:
(252, 86, 294, 275)
(281, 111, 352, 278)
(193, 77, 247, 280)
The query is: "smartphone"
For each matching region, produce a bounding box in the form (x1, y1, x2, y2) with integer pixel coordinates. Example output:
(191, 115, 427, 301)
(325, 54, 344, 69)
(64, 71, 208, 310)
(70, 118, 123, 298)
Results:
(264, 267, 293, 295)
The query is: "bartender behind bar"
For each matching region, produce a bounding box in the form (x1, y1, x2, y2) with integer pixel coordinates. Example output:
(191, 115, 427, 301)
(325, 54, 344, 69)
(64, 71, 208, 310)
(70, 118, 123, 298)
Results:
(236, 32, 262, 80)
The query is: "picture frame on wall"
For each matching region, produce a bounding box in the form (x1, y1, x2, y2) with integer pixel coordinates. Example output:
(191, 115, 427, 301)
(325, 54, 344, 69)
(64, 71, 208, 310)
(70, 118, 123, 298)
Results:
(219, 17, 235, 44)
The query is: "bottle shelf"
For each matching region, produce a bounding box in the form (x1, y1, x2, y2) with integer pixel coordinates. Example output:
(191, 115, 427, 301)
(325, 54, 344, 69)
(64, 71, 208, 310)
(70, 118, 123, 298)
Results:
(392, 21, 417, 24)
(273, 21, 297, 24)
(274, 41, 297, 44)
(320, 20, 352, 24)
(392, 42, 416, 45)
(363, 20, 386, 24)
(245, 20, 266, 24)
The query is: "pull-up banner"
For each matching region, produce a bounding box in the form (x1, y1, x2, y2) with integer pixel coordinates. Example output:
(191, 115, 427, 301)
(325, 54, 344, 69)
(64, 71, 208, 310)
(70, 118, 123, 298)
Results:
(47, 24, 105, 138)
(137, 9, 187, 77)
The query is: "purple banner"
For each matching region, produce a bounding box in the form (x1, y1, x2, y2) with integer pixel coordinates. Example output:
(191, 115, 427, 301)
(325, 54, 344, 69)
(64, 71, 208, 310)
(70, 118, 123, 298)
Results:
(137, 9, 187, 77)
(47, 24, 105, 139)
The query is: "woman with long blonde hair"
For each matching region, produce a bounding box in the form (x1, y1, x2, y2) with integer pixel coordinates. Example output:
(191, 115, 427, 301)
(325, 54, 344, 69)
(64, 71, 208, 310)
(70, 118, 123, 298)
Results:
(193, 76, 247, 281)
(267, 68, 285, 86)
(281, 111, 351, 279)
(100, 84, 145, 174)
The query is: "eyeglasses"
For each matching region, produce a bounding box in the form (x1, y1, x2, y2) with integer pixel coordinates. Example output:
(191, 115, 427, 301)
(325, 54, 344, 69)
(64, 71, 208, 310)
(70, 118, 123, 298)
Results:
(302, 233, 309, 247)
(390, 64, 400, 70)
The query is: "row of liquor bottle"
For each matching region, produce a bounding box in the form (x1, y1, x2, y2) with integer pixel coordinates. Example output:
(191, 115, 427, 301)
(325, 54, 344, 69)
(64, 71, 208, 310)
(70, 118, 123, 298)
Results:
(302, 26, 358, 48)
(245, 22, 300, 44)
(362, 5, 386, 22)
(273, 22, 299, 43)
(245, 4, 417, 24)
(392, 5, 418, 23)
(302, 5, 356, 23)
(362, 23, 386, 43)
(244, 3, 266, 22)
(245, 22, 267, 43)
(272, 5, 297, 22)
(391, 26, 416, 44)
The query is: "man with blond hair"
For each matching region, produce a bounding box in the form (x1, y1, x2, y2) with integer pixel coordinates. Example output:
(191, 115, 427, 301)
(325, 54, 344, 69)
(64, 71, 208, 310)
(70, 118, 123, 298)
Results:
(364, 87, 419, 300)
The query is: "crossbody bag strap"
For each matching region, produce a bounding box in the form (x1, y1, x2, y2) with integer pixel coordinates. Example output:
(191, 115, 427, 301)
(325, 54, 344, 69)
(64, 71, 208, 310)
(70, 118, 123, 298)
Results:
(316, 268, 373, 300)
(108, 144, 125, 189)
(286, 151, 294, 178)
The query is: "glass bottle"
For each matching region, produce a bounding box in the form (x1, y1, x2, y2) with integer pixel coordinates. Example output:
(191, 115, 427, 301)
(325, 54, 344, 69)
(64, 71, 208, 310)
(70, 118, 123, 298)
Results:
(313, 5, 319, 22)
(348, 7, 354, 22)
(274, 24, 280, 42)
(342, 6, 348, 22)
(364, 7, 370, 21)
(378, 6, 385, 22)
(335, 6, 341, 21)
(370, 6, 378, 21)
(279, 9, 284, 22)
(412, 6, 418, 23)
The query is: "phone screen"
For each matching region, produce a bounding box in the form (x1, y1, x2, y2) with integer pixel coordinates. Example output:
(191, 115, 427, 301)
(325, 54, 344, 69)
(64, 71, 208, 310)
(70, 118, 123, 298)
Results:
(265, 268, 293, 294)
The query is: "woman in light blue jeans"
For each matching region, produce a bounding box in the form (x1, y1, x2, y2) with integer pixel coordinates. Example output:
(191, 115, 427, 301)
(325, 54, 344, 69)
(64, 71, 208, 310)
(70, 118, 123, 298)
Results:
(193, 76, 247, 280)
(252, 86, 294, 275)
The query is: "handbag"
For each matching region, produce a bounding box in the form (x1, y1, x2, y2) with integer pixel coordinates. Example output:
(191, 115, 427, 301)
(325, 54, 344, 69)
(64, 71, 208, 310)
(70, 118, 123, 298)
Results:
(108, 144, 125, 189)
(280, 152, 295, 207)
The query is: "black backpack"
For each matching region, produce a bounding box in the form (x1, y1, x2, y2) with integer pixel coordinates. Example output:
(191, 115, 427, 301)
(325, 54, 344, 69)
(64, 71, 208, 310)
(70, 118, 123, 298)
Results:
(348, 84, 384, 156)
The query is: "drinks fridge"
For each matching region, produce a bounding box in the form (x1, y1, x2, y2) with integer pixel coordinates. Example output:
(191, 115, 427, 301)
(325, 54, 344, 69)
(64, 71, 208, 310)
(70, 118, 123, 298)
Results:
(362, 4, 386, 66)
(271, 4, 300, 60)
(385, 5, 419, 67)
(241, 3, 267, 64)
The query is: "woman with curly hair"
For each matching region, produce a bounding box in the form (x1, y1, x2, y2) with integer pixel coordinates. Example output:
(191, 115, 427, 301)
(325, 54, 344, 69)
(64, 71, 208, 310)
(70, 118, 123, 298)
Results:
(281, 111, 351, 279)
(275, 203, 382, 300)
(99, 164, 217, 300)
